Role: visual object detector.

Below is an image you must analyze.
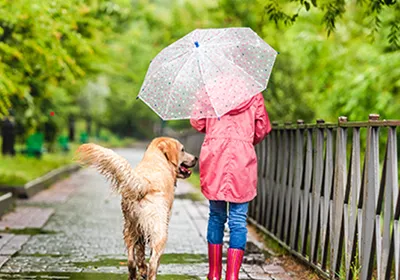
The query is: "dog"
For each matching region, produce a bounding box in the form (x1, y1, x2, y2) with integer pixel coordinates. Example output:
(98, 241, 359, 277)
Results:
(75, 137, 197, 280)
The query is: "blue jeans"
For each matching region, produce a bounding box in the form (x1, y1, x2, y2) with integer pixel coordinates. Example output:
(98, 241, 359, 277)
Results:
(207, 200, 249, 250)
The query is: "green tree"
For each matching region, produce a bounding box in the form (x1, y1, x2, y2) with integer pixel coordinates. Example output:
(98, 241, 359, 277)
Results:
(0, 0, 132, 138)
(216, 0, 400, 122)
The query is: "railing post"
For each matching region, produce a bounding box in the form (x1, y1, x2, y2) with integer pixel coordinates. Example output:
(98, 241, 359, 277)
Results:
(343, 125, 362, 280)
(255, 141, 263, 224)
(320, 124, 334, 270)
(290, 120, 305, 250)
(284, 123, 296, 244)
(300, 126, 313, 255)
(310, 119, 325, 263)
(259, 136, 269, 228)
(277, 122, 292, 239)
(360, 114, 380, 280)
(263, 128, 271, 229)
(267, 122, 279, 231)
(379, 124, 399, 279)
(271, 124, 283, 234)
(331, 116, 348, 277)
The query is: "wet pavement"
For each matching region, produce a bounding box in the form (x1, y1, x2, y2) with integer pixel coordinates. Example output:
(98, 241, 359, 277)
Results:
(0, 148, 292, 279)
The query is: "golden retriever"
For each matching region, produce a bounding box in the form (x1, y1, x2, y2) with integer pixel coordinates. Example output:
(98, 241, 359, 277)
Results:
(75, 137, 197, 280)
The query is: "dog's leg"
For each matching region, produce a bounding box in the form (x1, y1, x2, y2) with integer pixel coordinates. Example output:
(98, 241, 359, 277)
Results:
(127, 243, 136, 280)
(148, 234, 167, 280)
(135, 234, 148, 279)
(123, 219, 137, 280)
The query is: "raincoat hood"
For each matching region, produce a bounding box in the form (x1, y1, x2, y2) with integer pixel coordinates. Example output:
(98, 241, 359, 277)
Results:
(226, 95, 257, 116)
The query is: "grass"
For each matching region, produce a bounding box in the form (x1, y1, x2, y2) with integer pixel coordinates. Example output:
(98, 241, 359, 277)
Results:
(0, 228, 58, 235)
(92, 136, 136, 149)
(180, 171, 204, 201)
(0, 147, 76, 186)
(0, 130, 136, 186)
(254, 227, 288, 256)
(187, 171, 200, 189)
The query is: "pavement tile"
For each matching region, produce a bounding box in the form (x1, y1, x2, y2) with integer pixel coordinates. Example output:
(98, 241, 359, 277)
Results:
(0, 235, 30, 256)
(0, 256, 9, 267)
(0, 207, 54, 230)
(263, 264, 287, 274)
(27, 177, 80, 204)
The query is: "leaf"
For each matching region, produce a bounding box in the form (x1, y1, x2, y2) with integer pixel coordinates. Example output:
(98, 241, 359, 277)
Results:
(305, 1, 311, 11)
(311, 0, 317, 7)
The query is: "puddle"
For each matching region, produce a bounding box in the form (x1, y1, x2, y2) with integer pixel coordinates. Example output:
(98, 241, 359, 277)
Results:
(0, 272, 200, 279)
(0, 228, 57, 235)
(15, 253, 69, 258)
(159, 253, 207, 264)
(75, 253, 207, 267)
(74, 259, 126, 268)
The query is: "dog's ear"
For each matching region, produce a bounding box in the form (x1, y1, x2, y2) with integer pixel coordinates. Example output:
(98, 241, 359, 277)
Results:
(157, 140, 179, 166)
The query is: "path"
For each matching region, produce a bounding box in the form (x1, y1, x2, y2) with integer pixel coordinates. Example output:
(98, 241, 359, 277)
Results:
(0, 148, 294, 279)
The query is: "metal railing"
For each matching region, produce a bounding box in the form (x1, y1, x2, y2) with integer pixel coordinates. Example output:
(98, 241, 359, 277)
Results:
(249, 114, 400, 279)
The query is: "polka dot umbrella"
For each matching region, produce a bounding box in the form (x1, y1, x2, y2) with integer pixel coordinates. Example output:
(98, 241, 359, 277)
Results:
(137, 27, 278, 120)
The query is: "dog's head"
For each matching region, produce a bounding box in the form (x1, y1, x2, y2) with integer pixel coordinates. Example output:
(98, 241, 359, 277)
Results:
(154, 137, 197, 179)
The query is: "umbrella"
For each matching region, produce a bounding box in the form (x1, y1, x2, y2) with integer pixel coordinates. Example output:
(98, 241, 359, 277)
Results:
(137, 27, 278, 120)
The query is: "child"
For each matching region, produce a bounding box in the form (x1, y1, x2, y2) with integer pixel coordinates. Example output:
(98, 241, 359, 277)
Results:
(190, 92, 271, 280)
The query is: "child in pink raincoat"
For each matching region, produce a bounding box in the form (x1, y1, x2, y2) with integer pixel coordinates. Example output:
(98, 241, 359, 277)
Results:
(190, 92, 271, 280)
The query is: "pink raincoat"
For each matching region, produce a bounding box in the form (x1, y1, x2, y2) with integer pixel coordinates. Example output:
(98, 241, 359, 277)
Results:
(190, 93, 271, 203)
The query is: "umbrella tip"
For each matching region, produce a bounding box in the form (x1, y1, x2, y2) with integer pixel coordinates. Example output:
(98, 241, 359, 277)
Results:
(136, 96, 139, 100)
(277, 51, 280, 54)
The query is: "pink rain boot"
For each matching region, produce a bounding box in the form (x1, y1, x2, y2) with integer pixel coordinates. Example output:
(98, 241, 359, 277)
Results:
(207, 243, 223, 280)
(226, 248, 245, 280)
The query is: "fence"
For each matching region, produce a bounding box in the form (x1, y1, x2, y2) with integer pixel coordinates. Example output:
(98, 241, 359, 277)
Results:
(249, 114, 399, 280)
(177, 114, 400, 280)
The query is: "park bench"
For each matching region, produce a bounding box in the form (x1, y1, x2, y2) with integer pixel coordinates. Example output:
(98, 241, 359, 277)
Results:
(58, 136, 70, 152)
(25, 132, 44, 158)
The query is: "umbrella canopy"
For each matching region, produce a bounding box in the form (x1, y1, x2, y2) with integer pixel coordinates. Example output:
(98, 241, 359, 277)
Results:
(138, 27, 278, 120)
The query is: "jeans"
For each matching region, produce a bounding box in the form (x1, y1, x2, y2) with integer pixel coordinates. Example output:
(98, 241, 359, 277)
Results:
(207, 200, 249, 250)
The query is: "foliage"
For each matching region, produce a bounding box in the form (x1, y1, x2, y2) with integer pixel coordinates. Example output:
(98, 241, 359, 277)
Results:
(1, 0, 399, 141)
(102, 0, 221, 135)
(93, 127, 136, 148)
(186, 171, 201, 189)
(216, 0, 400, 123)
(0, 0, 132, 136)
(239, 0, 400, 49)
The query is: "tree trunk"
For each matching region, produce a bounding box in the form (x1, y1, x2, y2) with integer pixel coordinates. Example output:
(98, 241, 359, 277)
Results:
(68, 116, 75, 142)
(1, 117, 16, 156)
(96, 124, 101, 139)
(86, 117, 92, 136)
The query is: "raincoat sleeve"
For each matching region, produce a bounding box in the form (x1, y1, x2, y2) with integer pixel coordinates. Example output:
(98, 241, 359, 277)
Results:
(253, 94, 272, 145)
(190, 118, 206, 133)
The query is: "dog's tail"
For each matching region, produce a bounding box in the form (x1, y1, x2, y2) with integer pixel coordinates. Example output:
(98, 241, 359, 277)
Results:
(75, 143, 147, 199)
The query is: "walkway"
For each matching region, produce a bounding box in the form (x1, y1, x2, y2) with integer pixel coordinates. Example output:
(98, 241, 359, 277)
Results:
(0, 148, 295, 279)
